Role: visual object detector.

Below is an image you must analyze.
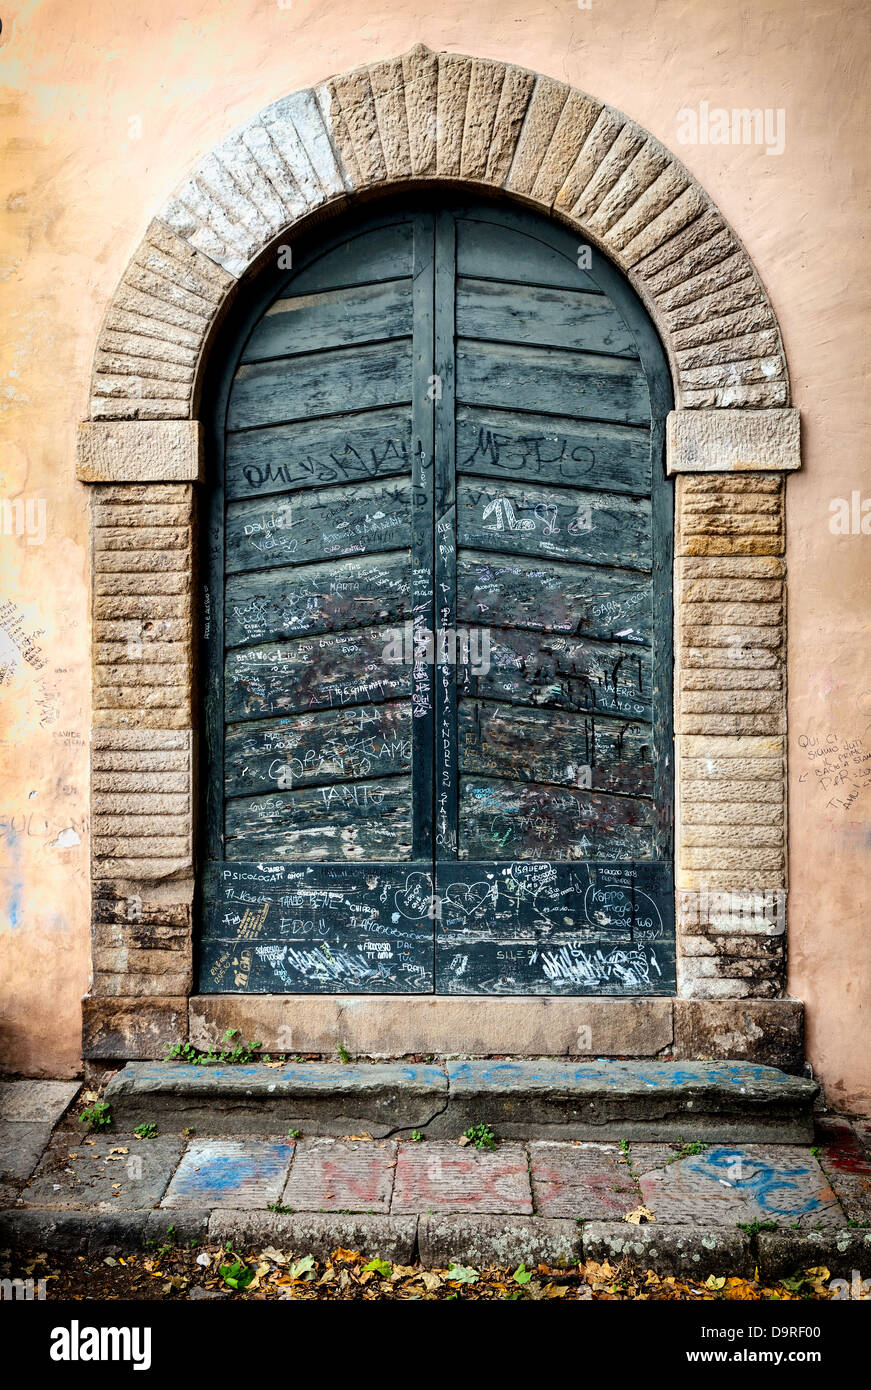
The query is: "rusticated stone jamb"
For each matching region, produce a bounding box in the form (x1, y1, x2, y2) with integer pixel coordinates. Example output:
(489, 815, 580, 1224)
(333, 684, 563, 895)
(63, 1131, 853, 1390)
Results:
(673, 473, 787, 1001)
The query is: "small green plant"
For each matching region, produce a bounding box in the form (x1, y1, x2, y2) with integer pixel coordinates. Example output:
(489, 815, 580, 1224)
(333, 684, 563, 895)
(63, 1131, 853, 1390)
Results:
(164, 1028, 262, 1065)
(287, 1129, 301, 1139)
(364, 1258, 392, 1278)
(737, 1218, 779, 1235)
(810, 1145, 822, 1158)
(666, 1140, 708, 1165)
(337, 1044, 351, 1063)
(267, 1201, 294, 1214)
(134, 1122, 158, 1139)
(219, 1254, 254, 1291)
(156, 1226, 177, 1259)
(410, 1130, 423, 1142)
(464, 1123, 497, 1151)
(78, 1101, 111, 1131)
(512, 1263, 533, 1286)
(619, 1139, 631, 1158)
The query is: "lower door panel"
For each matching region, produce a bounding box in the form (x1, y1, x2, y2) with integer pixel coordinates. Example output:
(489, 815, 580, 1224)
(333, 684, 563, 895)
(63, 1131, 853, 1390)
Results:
(435, 860, 675, 995)
(200, 861, 435, 994)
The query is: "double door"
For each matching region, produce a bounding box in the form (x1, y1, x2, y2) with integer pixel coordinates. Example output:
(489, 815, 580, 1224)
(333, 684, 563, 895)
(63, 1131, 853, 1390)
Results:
(200, 198, 674, 995)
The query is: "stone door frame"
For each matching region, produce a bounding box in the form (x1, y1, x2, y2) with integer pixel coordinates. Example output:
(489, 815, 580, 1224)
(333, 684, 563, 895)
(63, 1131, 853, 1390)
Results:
(76, 46, 803, 1068)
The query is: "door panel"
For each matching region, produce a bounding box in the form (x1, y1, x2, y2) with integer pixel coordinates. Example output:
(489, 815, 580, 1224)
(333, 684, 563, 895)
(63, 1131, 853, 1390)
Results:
(199, 199, 675, 997)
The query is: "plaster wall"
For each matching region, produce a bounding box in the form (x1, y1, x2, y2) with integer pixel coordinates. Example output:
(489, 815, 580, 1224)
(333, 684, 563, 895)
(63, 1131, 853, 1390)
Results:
(0, 0, 867, 1107)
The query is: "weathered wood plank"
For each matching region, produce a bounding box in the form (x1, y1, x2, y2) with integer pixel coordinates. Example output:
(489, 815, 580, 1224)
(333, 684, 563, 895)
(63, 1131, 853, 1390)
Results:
(228, 340, 412, 431)
(435, 860, 675, 994)
(459, 628, 652, 720)
(457, 552, 652, 643)
(456, 339, 650, 425)
(286, 222, 415, 295)
(200, 860, 434, 994)
(458, 777, 654, 861)
(225, 408, 415, 501)
(225, 777, 412, 861)
(456, 217, 600, 292)
(225, 478, 411, 574)
(457, 278, 639, 357)
(225, 552, 411, 647)
(224, 702, 411, 797)
(458, 701, 654, 795)
(225, 627, 411, 721)
(243, 280, 413, 362)
(456, 407, 650, 494)
(457, 478, 652, 567)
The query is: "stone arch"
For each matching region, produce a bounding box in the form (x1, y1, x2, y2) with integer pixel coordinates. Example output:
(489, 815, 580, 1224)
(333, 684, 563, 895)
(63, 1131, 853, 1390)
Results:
(83, 44, 790, 425)
(77, 47, 803, 1068)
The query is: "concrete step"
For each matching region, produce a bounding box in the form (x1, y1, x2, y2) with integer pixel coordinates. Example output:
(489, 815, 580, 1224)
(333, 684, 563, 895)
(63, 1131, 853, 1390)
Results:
(104, 1059, 818, 1143)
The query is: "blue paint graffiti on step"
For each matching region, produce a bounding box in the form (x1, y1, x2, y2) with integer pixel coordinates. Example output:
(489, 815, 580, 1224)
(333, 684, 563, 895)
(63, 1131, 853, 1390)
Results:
(686, 1147, 824, 1217)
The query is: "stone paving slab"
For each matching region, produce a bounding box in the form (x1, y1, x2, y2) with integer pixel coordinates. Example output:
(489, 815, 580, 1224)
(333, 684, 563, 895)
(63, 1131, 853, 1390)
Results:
(528, 1141, 639, 1219)
(0, 1121, 54, 1181)
(0, 1080, 79, 1125)
(161, 1140, 294, 1210)
(281, 1139, 397, 1214)
(22, 1135, 184, 1211)
(392, 1141, 533, 1215)
(813, 1116, 871, 1224)
(638, 1144, 846, 1230)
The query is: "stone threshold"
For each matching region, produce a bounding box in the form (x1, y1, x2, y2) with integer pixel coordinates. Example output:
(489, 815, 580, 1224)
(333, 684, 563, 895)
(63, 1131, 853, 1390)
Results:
(83, 994, 807, 1074)
(2, 1208, 868, 1281)
(103, 1058, 818, 1143)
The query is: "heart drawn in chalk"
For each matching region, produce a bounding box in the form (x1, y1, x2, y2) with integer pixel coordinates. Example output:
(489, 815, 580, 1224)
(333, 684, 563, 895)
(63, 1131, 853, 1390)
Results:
(442, 881, 492, 918)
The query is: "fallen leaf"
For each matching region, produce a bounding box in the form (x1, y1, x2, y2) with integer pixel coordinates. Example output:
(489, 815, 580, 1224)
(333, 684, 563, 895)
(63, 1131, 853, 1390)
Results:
(287, 1254, 316, 1281)
(624, 1205, 656, 1225)
(448, 1263, 479, 1285)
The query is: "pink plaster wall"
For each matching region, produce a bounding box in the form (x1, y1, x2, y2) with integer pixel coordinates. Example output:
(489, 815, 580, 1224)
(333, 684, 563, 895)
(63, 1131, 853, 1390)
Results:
(0, 0, 868, 1105)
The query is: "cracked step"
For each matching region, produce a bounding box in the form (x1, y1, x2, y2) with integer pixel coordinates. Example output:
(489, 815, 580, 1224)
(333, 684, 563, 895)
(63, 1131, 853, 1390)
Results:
(103, 1059, 817, 1142)
(104, 1062, 448, 1137)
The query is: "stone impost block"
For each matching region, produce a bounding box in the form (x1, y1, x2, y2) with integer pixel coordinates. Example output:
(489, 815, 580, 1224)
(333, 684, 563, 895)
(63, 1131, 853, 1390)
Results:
(77, 421, 203, 483)
(667, 408, 800, 474)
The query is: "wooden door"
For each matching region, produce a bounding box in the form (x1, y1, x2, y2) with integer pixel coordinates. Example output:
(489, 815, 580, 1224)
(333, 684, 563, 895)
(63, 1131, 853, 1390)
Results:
(199, 199, 675, 997)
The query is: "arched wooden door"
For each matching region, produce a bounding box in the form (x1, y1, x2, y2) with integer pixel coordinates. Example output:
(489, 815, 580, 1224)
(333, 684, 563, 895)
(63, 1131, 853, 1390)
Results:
(199, 197, 675, 996)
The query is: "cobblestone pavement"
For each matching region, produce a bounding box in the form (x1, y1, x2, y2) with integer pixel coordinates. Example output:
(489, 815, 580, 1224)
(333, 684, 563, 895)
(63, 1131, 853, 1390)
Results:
(1, 1080, 869, 1237)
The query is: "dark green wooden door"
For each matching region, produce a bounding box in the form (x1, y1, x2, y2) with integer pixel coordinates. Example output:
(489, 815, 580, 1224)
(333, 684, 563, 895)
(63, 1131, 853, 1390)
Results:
(199, 199, 675, 996)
